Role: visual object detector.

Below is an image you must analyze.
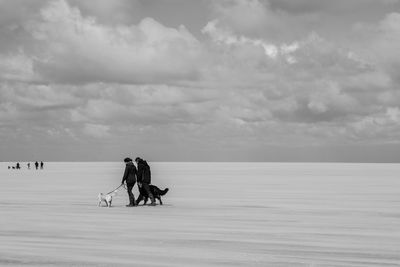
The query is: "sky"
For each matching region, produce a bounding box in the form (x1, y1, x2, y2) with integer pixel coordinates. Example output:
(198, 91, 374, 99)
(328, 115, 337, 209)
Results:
(1, 0, 400, 162)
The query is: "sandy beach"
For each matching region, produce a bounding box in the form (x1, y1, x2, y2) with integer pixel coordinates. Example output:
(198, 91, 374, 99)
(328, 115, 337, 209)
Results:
(0, 162, 399, 266)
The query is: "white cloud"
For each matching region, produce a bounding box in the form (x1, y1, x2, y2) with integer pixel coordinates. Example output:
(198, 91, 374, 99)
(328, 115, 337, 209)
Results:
(202, 19, 300, 62)
(26, 0, 203, 84)
(211, 0, 270, 35)
(354, 12, 400, 82)
(386, 107, 400, 122)
(202, 19, 279, 58)
(0, 51, 35, 82)
(83, 123, 110, 138)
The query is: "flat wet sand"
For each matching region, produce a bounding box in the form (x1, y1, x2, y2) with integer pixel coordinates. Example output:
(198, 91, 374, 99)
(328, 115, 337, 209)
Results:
(1, 162, 399, 266)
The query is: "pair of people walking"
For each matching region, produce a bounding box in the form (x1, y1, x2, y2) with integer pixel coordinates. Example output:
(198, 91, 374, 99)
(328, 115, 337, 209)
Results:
(121, 157, 156, 207)
(34, 161, 44, 170)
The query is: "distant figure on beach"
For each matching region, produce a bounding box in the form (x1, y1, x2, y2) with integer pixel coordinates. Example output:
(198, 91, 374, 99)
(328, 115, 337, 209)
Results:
(27, 162, 30, 169)
(40, 161, 44, 169)
(121, 157, 137, 207)
(8, 166, 10, 169)
(16, 163, 20, 169)
(35, 161, 39, 170)
(135, 157, 156, 206)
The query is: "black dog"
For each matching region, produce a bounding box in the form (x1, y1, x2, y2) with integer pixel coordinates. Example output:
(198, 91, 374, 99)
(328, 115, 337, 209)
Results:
(136, 184, 169, 205)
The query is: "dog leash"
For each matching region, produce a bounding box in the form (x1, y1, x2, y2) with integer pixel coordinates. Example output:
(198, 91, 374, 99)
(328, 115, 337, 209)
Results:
(106, 184, 124, 195)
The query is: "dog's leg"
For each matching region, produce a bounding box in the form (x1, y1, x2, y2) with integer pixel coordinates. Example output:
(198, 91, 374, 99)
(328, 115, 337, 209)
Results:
(143, 197, 148, 205)
(109, 200, 112, 207)
(158, 197, 163, 205)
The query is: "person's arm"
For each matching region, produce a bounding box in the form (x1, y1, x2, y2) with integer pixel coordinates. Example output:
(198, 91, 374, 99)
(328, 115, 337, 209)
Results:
(121, 165, 129, 184)
(137, 164, 143, 183)
(134, 167, 141, 187)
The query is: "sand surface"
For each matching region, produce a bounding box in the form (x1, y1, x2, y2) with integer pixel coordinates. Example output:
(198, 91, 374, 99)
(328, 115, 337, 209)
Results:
(0, 162, 400, 266)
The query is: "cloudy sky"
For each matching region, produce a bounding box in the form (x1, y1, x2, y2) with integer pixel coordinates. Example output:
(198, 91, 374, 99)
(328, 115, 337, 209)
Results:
(1, 0, 400, 162)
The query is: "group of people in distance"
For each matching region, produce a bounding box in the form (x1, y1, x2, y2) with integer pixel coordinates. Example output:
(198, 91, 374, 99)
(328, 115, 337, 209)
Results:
(8, 161, 44, 170)
(31, 161, 44, 170)
(121, 157, 156, 207)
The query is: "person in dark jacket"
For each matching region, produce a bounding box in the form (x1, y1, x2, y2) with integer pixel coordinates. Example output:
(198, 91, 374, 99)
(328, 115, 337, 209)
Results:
(135, 157, 156, 206)
(121, 157, 137, 207)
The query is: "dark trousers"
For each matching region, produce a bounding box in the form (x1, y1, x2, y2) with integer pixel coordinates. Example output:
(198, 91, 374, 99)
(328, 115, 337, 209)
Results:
(127, 183, 136, 205)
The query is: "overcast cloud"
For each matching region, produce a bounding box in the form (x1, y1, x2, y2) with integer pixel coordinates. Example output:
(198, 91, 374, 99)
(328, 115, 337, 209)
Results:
(1, 0, 400, 162)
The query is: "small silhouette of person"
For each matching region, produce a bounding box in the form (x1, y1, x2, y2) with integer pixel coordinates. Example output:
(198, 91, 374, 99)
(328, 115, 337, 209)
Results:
(40, 161, 44, 169)
(16, 163, 20, 169)
(35, 161, 39, 170)
(27, 162, 31, 169)
(121, 157, 137, 207)
(8, 166, 10, 169)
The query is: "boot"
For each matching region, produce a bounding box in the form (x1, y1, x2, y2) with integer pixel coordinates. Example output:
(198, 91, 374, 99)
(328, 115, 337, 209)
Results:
(127, 194, 136, 207)
(126, 200, 136, 207)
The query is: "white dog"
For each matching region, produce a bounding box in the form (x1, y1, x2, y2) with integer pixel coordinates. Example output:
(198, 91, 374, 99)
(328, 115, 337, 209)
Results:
(98, 190, 118, 207)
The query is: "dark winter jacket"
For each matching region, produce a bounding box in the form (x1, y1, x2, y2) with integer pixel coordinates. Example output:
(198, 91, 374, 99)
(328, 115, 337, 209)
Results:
(121, 162, 137, 185)
(137, 160, 151, 184)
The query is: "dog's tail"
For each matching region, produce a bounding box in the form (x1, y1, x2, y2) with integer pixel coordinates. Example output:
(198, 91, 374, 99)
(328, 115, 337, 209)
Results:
(159, 188, 169, 196)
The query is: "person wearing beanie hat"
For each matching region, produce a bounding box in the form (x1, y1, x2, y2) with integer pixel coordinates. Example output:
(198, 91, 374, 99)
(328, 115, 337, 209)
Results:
(121, 157, 137, 207)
